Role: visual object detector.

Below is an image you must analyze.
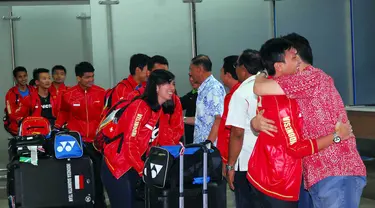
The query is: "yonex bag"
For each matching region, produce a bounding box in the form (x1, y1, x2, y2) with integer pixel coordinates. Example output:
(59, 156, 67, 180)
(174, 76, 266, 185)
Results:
(54, 131, 83, 159)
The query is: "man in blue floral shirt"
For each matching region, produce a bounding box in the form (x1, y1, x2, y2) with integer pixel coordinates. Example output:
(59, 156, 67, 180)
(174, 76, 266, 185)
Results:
(189, 55, 226, 144)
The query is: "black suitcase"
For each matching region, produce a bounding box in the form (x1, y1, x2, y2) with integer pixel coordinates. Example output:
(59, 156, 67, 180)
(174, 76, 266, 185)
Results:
(143, 141, 226, 208)
(7, 156, 95, 208)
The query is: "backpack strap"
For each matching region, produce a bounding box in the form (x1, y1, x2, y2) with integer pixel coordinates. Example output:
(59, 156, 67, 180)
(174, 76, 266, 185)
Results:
(15, 94, 19, 105)
(105, 79, 133, 109)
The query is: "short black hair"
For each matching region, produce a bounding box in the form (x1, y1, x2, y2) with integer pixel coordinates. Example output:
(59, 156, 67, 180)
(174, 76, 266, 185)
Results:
(75, 61, 95, 77)
(129, 54, 150, 75)
(238, 49, 263, 75)
(29, 79, 36, 86)
(260, 38, 293, 76)
(52, 65, 67, 74)
(191, 54, 212, 72)
(282, 33, 313, 65)
(147, 55, 169, 71)
(13, 66, 27, 78)
(222, 55, 238, 80)
(33, 68, 50, 81)
(32, 68, 38, 80)
(141, 69, 175, 114)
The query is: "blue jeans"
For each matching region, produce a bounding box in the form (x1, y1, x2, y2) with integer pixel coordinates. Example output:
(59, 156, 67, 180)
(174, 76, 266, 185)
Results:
(309, 176, 366, 208)
(298, 179, 313, 208)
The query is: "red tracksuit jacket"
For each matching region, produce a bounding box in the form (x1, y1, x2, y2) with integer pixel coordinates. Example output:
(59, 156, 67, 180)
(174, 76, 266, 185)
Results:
(4, 85, 35, 135)
(125, 87, 184, 145)
(30, 91, 59, 118)
(55, 84, 105, 142)
(247, 95, 318, 201)
(103, 99, 162, 179)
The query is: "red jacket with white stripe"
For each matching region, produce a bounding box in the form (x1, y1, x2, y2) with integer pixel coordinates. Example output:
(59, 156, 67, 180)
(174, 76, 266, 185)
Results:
(103, 99, 162, 179)
(55, 84, 105, 142)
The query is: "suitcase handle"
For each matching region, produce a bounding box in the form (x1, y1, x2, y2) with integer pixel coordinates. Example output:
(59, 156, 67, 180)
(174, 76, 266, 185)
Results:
(26, 126, 45, 130)
(10, 135, 45, 141)
(184, 140, 212, 153)
(178, 141, 209, 208)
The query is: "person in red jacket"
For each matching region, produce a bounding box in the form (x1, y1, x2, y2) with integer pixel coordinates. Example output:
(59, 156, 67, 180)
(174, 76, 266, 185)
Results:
(105, 53, 150, 108)
(125, 55, 184, 146)
(49, 65, 69, 97)
(101, 70, 176, 208)
(30, 68, 59, 126)
(247, 38, 353, 207)
(4, 67, 35, 136)
(55, 61, 106, 208)
(216, 55, 240, 167)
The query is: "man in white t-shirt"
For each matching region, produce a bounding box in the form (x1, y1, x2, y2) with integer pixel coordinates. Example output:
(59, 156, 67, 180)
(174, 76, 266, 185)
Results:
(225, 49, 263, 208)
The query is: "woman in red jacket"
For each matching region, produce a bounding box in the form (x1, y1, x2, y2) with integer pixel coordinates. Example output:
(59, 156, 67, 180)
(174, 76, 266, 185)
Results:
(101, 70, 176, 208)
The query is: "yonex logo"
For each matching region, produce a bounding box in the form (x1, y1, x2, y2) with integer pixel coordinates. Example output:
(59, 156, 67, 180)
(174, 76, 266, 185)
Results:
(144, 162, 163, 179)
(151, 163, 163, 178)
(57, 141, 76, 152)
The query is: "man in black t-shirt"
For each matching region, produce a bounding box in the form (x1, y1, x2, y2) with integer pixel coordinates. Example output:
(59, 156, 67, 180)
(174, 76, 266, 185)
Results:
(31, 68, 58, 126)
(39, 93, 54, 126)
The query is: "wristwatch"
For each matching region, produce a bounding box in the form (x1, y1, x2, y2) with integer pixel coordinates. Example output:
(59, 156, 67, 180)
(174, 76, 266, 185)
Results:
(226, 164, 234, 172)
(333, 132, 341, 144)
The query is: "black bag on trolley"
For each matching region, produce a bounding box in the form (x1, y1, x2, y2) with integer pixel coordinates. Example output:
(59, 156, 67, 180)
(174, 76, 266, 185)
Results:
(141, 141, 225, 208)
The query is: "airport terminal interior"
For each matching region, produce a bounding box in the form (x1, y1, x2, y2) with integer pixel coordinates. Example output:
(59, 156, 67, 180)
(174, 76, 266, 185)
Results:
(0, 0, 375, 207)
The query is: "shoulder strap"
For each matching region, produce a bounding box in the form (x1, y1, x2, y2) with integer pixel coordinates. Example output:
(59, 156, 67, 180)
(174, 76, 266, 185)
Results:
(105, 79, 131, 109)
(10, 88, 19, 105)
(113, 99, 135, 120)
(15, 94, 19, 105)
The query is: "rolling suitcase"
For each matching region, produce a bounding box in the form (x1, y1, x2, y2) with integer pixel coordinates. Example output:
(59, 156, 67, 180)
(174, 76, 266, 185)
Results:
(7, 156, 95, 208)
(143, 141, 225, 208)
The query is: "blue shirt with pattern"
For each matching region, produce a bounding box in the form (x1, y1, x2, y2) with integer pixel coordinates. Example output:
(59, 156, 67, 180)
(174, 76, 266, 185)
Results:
(194, 75, 225, 144)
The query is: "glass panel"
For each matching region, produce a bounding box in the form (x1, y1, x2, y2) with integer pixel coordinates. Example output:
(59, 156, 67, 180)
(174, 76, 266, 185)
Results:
(352, 0, 375, 105)
(109, 1, 192, 95)
(89, 1, 111, 89)
(196, 0, 273, 81)
(275, 0, 353, 104)
(0, 6, 15, 166)
(12, 5, 92, 86)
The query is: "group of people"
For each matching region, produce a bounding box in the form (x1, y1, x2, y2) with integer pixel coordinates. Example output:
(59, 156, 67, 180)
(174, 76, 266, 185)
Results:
(4, 32, 367, 208)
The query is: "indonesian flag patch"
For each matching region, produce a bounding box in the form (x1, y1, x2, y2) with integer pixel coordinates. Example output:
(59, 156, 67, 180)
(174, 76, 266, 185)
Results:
(74, 175, 85, 190)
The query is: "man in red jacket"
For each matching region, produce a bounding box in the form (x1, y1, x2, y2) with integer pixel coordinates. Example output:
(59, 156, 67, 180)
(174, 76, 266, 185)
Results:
(105, 54, 150, 109)
(49, 65, 69, 97)
(216, 55, 240, 167)
(30, 68, 59, 126)
(55, 62, 106, 208)
(125, 55, 184, 145)
(4, 67, 35, 136)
